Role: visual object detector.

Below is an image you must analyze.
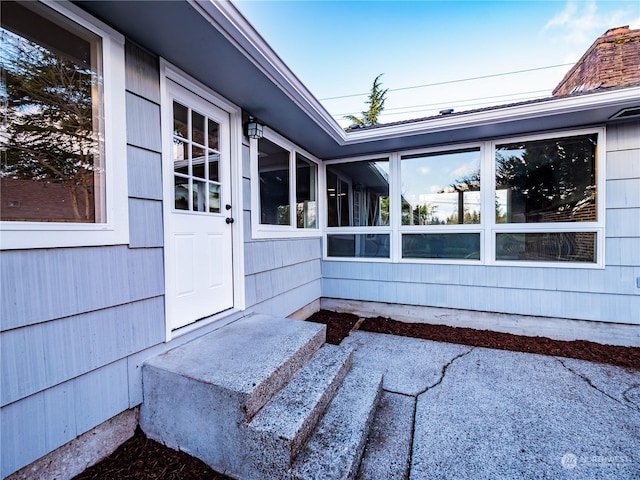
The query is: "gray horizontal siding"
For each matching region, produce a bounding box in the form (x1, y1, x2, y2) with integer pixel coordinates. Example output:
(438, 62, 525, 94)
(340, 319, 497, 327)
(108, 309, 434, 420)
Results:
(244, 238, 323, 316)
(127, 146, 163, 200)
(321, 275, 639, 324)
(1, 360, 129, 479)
(606, 119, 640, 151)
(606, 149, 640, 180)
(128, 198, 164, 248)
(1, 246, 164, 330)
(1, 297, 164, 406)
(125, 41, 160, 103)
(126, 92, 162, 152)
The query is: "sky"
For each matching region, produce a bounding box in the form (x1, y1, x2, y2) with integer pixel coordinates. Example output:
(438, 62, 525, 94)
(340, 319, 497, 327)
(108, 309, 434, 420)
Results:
(233, 0, 640, 128)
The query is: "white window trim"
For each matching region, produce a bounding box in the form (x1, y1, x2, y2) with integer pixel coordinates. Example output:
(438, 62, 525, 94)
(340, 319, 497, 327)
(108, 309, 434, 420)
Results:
(323, 127, 606, 268)
(487, 127, 606, 269)
(250, 127, 322, 239)
(0, 0, 128, 250)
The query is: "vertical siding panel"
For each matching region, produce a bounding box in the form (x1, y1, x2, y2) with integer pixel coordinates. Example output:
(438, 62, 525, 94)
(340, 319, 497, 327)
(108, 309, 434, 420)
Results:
(606, 149, 640, 179)
(125, 41, 160, 103)
(607, 120, 640, 151)
(125, 92, 161, 152)
(128, 199, 164, 248)
(127, 146, 163, 200)
(43, 382, 77, 451)
(606, 178, 640, 208)
(74, 360, 129, 435)
(1, 393, 46, 478)
(1, 326, 46, 406)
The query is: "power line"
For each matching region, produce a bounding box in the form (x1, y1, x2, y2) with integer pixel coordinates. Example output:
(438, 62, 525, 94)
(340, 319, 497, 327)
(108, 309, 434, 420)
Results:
(332, 89, 551, 117)
(320, 63, 575, 101)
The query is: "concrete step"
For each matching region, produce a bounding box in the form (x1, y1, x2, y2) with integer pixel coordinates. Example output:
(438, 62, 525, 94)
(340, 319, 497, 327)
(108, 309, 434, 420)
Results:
(247, 345, 353, 477)
(140, 314, 326, 477)
(292, 365, 383, 480)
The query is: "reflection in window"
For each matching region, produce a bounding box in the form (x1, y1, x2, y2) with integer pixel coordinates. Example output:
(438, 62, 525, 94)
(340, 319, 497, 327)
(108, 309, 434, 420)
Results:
(495, 134, 597, 224)
(296, 154, 317, 228)
(402, 233, 480, 260)
(326, 160, 390, 227)
(327, 234, 390, 258)
(172, 101, 221, 213)
(401, 149, 481, 225)
(1, 1, 104, 223)
(496, 232, 596, 263)
(258, 138, 290, 225)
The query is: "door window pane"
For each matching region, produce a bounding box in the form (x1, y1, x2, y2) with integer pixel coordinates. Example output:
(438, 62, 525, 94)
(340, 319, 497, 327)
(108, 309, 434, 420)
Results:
(327, 234, 390, 258)
(496, 232, 596, 262)
(192, 110, 206, 145)
(208, 184, 220, 213)
(495, 134, 597, 223)
(401, 149, 481, 226)
(326, 160, 390, 227)
(258, 138, 291, 225)
(1, 1, 104, 223)
(174, 177, 189, 210)
(402, 233, 480, 259)
(296, 154, 317, 228)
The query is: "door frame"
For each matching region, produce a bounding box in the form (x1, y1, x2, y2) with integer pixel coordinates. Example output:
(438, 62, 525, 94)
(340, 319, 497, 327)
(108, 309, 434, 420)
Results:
(160, 60, 245, 341)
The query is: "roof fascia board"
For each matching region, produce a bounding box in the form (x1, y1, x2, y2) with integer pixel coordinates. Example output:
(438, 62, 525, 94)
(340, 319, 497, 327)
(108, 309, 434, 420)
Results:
(342, 87, 640, 144)
(190, 0, 346, 142)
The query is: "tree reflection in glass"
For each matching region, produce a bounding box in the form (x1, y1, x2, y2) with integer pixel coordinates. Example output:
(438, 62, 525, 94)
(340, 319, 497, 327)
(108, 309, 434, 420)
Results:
(1, 1, 104, 223)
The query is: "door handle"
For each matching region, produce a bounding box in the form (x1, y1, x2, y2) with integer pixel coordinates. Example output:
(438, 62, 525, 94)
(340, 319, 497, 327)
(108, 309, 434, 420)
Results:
(226, 217, 234, 224)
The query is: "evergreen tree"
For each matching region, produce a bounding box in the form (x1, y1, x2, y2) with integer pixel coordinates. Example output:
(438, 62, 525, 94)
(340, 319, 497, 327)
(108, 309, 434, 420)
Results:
(344, 74, 388, 128)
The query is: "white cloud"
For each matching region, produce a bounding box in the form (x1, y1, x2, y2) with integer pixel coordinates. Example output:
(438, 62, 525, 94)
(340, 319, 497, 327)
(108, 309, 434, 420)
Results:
(418, 166, 430, 175)
(542, 0, 636, 62)
(450, 161, 478, 179)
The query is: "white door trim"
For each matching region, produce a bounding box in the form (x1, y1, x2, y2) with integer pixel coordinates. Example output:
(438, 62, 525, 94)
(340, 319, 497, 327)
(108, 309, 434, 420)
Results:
(160, 59, 245, 341)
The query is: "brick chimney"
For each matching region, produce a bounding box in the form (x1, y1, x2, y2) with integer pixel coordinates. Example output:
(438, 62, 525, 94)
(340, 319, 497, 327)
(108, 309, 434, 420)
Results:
(552, 26, 640, 96)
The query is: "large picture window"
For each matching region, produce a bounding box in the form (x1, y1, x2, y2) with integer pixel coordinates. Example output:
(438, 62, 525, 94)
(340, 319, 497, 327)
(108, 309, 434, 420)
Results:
(0, 0, 127, 249)
(323, 128, 603, 267)
(1, 1, 104, 223)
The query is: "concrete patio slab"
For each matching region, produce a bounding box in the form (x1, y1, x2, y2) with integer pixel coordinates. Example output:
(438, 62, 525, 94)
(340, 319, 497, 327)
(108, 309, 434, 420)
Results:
(343, 331, 472, 395)
(344, 331, 640, 480)
(357, 391, 414, 480)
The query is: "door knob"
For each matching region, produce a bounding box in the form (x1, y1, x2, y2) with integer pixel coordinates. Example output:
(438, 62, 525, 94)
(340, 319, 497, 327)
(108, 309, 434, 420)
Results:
(225, 204, 232, 210)
(226, 217, 234, 224)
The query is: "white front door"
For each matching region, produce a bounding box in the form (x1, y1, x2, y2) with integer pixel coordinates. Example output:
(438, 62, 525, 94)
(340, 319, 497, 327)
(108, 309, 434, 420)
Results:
(164, 80, 234, 331)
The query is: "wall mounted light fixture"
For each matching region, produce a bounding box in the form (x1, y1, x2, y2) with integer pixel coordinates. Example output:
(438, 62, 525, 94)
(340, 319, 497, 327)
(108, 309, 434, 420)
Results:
(246, 116, 264, 139)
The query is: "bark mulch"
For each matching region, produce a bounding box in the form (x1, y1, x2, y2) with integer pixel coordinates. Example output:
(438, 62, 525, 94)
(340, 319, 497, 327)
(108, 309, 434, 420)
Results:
(308, 309, 640, 371)
(75, 310, 639, 479)
(72, 427, 231, 480)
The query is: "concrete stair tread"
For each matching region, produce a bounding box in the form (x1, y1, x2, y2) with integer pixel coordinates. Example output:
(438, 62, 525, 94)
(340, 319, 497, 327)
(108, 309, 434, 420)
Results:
(144, 314, 326, 419)
(292, 365, 383, 480)
(248, 344, 353, 462)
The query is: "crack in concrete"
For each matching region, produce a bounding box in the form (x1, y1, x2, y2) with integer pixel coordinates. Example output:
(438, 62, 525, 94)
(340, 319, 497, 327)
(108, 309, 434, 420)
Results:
(556, 358, 640, 413)
(417, 347, 475, 396)
(622, 384, 640, 407)
(405, 396, 417, 480)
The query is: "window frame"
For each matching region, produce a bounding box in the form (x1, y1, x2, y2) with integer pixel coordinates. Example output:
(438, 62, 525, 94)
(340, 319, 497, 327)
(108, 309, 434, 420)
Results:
(0, 0, 128, 250)
(324, 153, 394, 262)
(322, 128, 606, 268)
(250, 127, 321, 239)
(487, 127, 605, 269)
(397, 143, 486, 264)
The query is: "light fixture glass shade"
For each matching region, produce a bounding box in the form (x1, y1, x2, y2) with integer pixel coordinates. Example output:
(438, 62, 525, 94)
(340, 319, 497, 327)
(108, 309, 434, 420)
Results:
(246, 117, 264, 139)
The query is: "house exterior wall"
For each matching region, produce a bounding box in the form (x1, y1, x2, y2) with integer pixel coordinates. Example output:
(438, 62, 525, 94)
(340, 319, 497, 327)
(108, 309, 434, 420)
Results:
(0, 42, 166, 478)
(1, 39, 322, 478)
(241, 143, 323, 317)
(322, 119, 640, 328)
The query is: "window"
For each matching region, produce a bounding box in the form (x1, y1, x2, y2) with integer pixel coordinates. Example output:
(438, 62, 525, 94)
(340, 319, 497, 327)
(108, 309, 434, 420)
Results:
(323, 128, 604, 267)
(492, 132, 602, 265)
(0, 1, 127, 249)
(325, 158, 391, 259)
(400, 148, 482, 261)
(252, 130, 319, 237)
